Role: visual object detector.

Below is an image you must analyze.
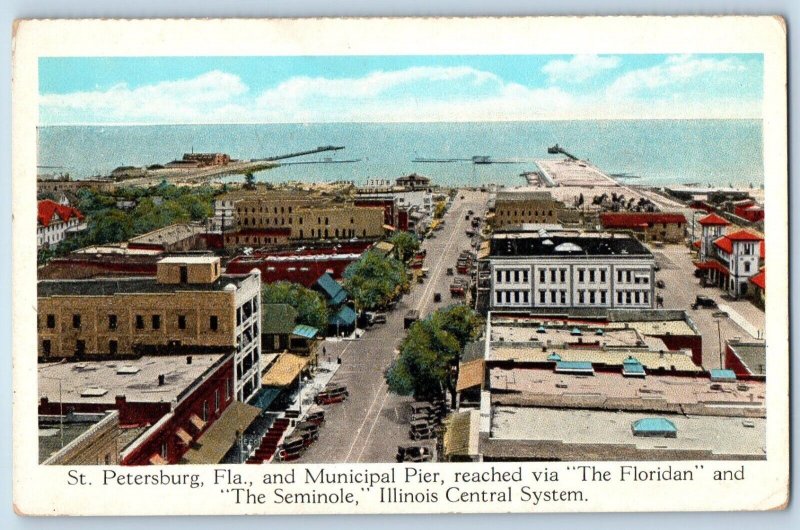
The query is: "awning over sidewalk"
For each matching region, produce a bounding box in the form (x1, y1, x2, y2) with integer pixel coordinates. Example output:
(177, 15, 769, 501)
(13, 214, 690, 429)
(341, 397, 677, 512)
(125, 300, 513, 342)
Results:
(182, 401, 261, 465)
(330, 305, 357, 327)
(693, 260, 729, 275)
(261, 353, 311, 387)
(456, 359, 485, 392)
(292, 325, 319, 339)
(443, 410, 480, 458)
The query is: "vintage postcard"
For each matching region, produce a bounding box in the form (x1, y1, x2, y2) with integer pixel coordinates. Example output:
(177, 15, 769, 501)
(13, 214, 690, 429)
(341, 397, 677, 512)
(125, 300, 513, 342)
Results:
(12, 17, 788, 515)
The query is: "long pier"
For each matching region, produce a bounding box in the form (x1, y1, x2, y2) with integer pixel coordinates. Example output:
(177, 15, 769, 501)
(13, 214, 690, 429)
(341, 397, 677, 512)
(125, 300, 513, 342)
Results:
(257, 145, 344, 162)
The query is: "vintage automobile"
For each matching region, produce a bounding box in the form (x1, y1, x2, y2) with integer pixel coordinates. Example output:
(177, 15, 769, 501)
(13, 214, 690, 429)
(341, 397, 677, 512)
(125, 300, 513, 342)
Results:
(409, 420, 436, 441)
(277, 435, 305, 461)
(305, 405, 326, 425)
(315, 384, 349, 405)
(691, 295, 718, 310)
(396, 445, 433, 463)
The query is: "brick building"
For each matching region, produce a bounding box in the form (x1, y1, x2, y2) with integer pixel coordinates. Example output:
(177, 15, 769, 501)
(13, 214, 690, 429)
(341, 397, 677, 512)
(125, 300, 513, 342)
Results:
(37, 256, 262, 404)
(599, 212, 687, 243)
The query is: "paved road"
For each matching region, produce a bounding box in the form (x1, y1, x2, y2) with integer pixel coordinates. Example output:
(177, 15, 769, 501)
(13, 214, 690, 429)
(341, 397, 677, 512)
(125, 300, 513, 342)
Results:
(299, 189, 488, 463)
(654, 244, 765, 369)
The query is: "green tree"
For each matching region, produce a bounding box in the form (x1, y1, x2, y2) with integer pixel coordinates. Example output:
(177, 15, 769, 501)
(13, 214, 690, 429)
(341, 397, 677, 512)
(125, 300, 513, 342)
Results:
(385, 305, 482, 405)
(389, 231, 420, 262)
(244, 172, 256, 190)
(261, 281, 330, 331)
(342, 250, 407, 311)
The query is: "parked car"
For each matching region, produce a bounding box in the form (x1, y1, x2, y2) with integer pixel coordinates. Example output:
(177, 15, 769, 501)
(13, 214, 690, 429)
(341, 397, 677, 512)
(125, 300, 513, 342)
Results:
(366, 312, 387, 325)
(404, 310, 420, 329)
(396, 446, 432, 463)
(691, 295, 718, 309)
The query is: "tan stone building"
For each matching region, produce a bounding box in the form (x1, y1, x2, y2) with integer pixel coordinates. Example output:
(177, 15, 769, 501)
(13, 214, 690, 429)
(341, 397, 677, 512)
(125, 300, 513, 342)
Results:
(600, 212, 687, 244)
(491, 190, 571, 228)
(214, 191, 385, 247)
(37, 256, 262, 403)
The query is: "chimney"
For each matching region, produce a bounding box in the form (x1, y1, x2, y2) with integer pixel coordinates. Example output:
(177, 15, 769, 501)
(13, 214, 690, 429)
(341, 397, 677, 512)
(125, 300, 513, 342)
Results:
(158, 374, 165, 386)
(186, 355, 193, 365)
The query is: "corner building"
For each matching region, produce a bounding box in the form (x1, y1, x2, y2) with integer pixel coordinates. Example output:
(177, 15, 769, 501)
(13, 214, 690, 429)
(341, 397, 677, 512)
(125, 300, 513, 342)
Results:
(37, 256, 262, 403)
(486, 230, 656, 311)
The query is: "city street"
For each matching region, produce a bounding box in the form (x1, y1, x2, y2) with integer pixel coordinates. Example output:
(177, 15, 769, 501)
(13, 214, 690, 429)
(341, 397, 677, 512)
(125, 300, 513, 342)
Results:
(299, 189, 489, 463)
(652, 243, 765, 369)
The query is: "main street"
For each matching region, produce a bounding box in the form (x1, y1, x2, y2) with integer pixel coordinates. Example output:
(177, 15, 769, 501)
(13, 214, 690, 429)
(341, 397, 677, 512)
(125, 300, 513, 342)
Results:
(300, 189, 488, 463)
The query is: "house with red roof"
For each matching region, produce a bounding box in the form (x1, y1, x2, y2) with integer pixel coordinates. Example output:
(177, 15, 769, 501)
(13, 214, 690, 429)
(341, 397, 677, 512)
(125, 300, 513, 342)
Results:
(599, 212, 687, 243)
(693, 223, 764, 299)
(37, 199, 86, 249)
(749, 269, 766, 307)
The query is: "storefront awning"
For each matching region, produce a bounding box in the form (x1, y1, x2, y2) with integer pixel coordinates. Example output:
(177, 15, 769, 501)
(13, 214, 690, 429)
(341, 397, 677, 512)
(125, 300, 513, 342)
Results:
(189, 413, 206, 431)
(261, 353, 311, 387)
(181, 401, 261, 465)
(443, 410, 480, 458)
(292, 325, 319, 339)
(456, 359, 484, 392)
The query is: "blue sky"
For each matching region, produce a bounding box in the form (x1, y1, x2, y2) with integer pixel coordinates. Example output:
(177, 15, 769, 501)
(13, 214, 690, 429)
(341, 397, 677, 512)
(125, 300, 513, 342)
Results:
(38, 54, 763, 125)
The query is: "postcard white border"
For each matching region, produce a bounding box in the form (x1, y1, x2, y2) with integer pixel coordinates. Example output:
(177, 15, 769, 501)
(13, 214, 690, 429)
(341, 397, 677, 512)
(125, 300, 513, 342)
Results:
(12, 16, 788, 515)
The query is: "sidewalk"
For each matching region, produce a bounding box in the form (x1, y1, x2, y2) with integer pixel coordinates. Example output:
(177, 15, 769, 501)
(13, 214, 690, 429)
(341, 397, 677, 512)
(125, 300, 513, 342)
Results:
(717, 304, 764, 340)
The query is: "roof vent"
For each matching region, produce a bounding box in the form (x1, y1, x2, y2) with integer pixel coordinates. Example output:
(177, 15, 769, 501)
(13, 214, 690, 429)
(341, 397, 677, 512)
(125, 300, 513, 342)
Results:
(80, 387, 108, 398)
(554, 242, 582, 252)
(631, 418, 677, 438)
(116, 365, 140, 375)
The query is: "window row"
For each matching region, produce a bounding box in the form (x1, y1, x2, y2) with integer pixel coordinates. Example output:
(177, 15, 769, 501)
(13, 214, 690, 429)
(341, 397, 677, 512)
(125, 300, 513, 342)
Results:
(539, 268, 567, 284)
(494, 290, 530, 305)
(616, 290, 650, 305)
(538, 289, 568, 305)
(43, 313, 220, 332)
(576, 268, 607, 283)
(576, 289, 608, 304)
(616, 269, 650, 284)
(495, 269, 529, 284)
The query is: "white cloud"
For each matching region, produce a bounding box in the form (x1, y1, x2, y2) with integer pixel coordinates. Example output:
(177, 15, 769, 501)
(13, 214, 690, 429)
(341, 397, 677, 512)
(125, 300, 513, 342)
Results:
(40, 70, 247, 123)
(542, 55, 621, 84)
(39, 62, 761, 125)
(606, 54, 747, 98)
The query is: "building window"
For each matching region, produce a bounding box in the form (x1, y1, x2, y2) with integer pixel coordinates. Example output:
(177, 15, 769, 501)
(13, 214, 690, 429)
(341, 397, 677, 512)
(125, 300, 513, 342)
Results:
(226, 377, 232, 400)
(215, 389, 220, 413)
(601, 291, 607, 304)
(108, 314, 117, 330)
(578, 290, 585, 304)
(589, 291, 596, 304)
(578, 269, 585, 282)
(589, 269, 595, 283)
(152, 315, 161, 330)
(210, 315, 219, 331)
(178, 315, 187, 330)
(626, 271, 632, 283)
(522, 270, 529, 283)
(42, 340, 51, 356)
(523, 291, 529, 303)
(202, 401, 209, 422)
(539, 270, 546, 283)
(617, 270, 623, 282)
(46, 314, 55, 329)
(75, 340, 85, 355)
(136, 315, 144, 329)
(514, 291, 520, 303)
(744, 261, 751, 272)
(505, 270, 512, 283)
(635, 291, 641, 304)
(72, 314, 81, 329)
(600, 270, 606, 282)
(626, 292, 632, 304)
(617, 291, 623, 304)
(550, 290, 557, 304)
(560, 290, 567, 304)
(643, 291, 649, 304)
(161, 442, 168, 460)
(109, 340, 118, 355)
(514, 270, 520, 282)
(539, 290, 546, 303)
(550, 269, 557, 283)
(496, 270, 502, 283)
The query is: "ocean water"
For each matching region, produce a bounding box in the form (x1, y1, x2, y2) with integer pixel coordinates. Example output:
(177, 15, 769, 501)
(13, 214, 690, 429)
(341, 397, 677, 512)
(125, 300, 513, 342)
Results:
(37, 120, 764, 188)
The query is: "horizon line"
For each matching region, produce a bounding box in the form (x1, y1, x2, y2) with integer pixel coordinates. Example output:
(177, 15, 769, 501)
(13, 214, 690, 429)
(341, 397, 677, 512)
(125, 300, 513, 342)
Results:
(38, 116, 764, 127)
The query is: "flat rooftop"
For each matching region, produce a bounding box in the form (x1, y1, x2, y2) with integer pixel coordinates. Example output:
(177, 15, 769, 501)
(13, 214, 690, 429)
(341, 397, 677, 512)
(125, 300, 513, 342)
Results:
(157, 256, 218, 264)
(488, 367, 765, 412)
(487, 346, 701, 372)
(490, 314, 698, 338)
(38, 353, 228, 405)
(129, 224, 204, 246)
(490, 406, 765, 458)
(489, 231, 653, 258)
(38, 274, 248, 297)
(729, 342, 767, 375)
(490, 324, 647, 348)
(495, 190, 556, 202)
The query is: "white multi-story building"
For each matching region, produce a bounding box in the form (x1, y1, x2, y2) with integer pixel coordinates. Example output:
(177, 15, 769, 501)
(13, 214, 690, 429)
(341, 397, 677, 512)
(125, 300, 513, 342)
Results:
(486, 230, 656, 311)
(37, 199, 86, 249)
(694, 213, 764, 298)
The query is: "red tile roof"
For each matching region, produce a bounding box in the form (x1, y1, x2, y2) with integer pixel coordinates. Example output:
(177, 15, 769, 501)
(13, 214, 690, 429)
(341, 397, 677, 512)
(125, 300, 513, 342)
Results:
(37, 200, 84, 227)
(599, 212, 686, 229)
(725, 229, 763, 242)
(713, 236, 733, 254)
(693, 260, 729, 274)
(692, 240, 701, 249)
(698, 213, 730, 226)
(749, 269, 765, 290)
(760, 241, 765, 259)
